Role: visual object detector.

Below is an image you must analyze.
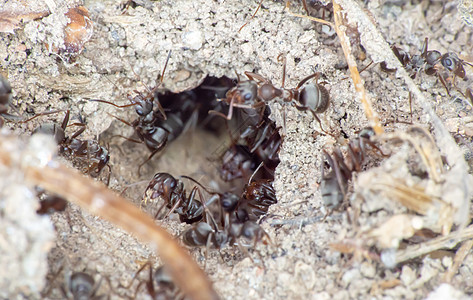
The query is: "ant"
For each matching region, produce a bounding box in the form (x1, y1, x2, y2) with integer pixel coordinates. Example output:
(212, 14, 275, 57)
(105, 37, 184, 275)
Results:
(219, 112, 281, 182)
(121, 261, 180, 300)
(381, 38, 473, 96)
(143, 172, 205, 224)
(180, 168, 274, 262)
(32, 110, 111, 183)
(219, 144, 257, 182)
(239, 114, 281, 173)
(43, 264, 109, 300)
(210, 55, 331, 135)
(0, 74, 12, 126)
(61, 272, 106, 300)
(320, 127, 387, 209)
(236, 178, 277, 222)
(182, 211, 271, 263)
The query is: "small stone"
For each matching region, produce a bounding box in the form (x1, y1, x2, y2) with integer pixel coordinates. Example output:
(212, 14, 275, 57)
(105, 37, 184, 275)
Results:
(341, 268, 360, 287)
(442, 256, 453, 269)
(400, 265, 416, 285)
(181, 30, 204, 50)
(360, 261, 376, 278)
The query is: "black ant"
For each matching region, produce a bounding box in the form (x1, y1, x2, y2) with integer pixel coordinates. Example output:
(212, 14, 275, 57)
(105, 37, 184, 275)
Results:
(219, 144, 257, 182)
(381, 37, 473, 96)
(0, 74, 12, 126)
(143, 172, 205, 224)
(239, 114, 282, 173)
(121, 261, 180, 300)
(182, 212, 271, 263)
(61, 272, 106, 300)
(180, 168, 274, 262)
(320, 127, 387, 209)
(43, 264, 110, 300)
(32, 110, 111, 182)
(210, 55, 331, 135)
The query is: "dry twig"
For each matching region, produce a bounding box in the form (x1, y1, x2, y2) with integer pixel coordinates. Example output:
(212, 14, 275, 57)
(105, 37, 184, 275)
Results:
(0, 131, 219, 300)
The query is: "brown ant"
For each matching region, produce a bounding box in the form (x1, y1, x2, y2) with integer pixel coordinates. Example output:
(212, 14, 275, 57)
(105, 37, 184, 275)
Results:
(236, 179, 277, 222)
(143, 172, 205, 224)
(210, 55, 331, 135)
(320, 127, 387, 209)
(32, 110, 111, 182)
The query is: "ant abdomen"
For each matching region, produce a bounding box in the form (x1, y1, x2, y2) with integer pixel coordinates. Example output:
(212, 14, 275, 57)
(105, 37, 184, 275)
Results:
(298, 82, 330, 114)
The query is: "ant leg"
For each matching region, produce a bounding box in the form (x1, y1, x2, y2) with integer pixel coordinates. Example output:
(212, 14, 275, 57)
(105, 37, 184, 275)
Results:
(307, 109, 336, 138)
(87, 99, 137, 108)
(296, 73, 320, 90)
(301, 0, 309, 15)
(238, 0, 264, 32)
(285, 1, 334, 28)
(164, 197, 181, 218)
(105, 164, 112, 186)
(438, 74, 450, 96)
(137, 142, 167, 176)
(18, 109, 64, 123)
(236, 240, 255, 263)
(154, 201, 169, 219)
(70, 125, 86, 140)
(61, 110, 70, 131)
(409, 92, 413, 124)
(209, 95, 236, 120)
(277, 54, 287, 88)
(244, 72, 271, 84)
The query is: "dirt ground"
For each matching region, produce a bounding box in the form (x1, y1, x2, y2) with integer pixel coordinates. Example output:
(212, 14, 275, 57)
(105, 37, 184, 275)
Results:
(1, 0, 473, 299)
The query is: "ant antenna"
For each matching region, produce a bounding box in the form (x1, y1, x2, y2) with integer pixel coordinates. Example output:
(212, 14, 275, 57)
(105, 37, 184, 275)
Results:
(239, 0, 264, 32)
(248, 162, 264, 184)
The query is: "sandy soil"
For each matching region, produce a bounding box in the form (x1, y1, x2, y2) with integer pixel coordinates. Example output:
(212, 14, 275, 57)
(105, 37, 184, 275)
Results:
(1, 0, 473, 299)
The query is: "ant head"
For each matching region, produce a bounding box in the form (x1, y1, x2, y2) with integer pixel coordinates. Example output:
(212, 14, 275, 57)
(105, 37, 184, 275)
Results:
(69, 272, 95, 299)
(235, 80, 258, 104)
(441, 53, 460, 71)
(130, 94, 153, 116)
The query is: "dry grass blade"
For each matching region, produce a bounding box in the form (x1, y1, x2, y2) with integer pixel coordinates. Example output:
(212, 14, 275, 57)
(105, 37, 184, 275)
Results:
(369, 181, 436, 215)
(331, 0, 383, 135)
(0, 131, 219, 300)
(390, 225, 473, 265)
(443, 239, 473, 283)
